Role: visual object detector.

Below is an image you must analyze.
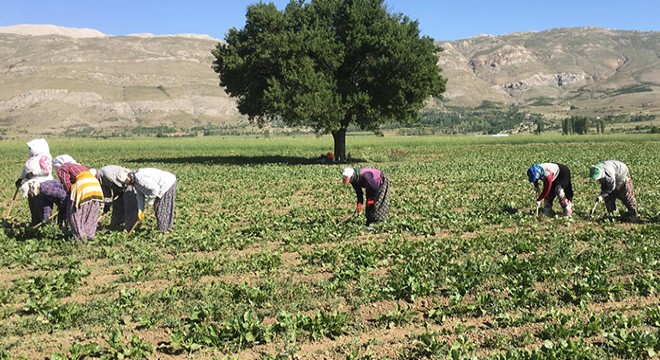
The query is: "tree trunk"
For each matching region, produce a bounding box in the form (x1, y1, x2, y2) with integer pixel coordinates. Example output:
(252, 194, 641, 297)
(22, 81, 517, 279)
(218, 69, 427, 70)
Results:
(332, 128, 347, 161)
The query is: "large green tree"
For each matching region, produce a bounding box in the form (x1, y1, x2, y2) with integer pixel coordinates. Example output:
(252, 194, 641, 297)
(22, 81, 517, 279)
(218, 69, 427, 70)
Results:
(212, 0, 446, 159)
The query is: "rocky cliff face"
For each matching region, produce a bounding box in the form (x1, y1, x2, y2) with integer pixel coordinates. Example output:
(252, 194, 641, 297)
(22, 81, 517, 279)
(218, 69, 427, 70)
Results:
(436, 27, 659, 118)
(0, 25, 658, 135)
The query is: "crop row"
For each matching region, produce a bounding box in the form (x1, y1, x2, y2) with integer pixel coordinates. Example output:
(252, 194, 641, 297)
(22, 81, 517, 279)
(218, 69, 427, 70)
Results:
(0, 134, 658, 358)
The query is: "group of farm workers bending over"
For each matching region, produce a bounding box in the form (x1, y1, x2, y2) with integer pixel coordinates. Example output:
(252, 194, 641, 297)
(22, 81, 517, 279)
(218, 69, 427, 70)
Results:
(14, 138, 177, 241)
(527, 161, 641, 223)
(11, 138, 644, 241)
(341, 159, 643, 230)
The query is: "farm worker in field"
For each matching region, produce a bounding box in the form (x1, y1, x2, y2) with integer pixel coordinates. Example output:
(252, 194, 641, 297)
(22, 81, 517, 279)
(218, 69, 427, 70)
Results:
(96, 165, 139, 231)
(527, 163, 574, 217)
(589, 160, 640, 223)
(54, 155, 104, 241)
(14, 138, 54, 225)
(342, 167, 390, 227)
(122, 168, 177, 234)
(24, 179, 67, 227)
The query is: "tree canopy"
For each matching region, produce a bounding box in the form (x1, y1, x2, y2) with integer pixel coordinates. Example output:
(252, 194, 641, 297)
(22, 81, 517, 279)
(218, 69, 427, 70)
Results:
(212, 0, 446, 159)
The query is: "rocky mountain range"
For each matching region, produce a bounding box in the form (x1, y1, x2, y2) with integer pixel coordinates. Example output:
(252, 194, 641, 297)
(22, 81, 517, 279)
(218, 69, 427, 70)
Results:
(436, 27, 659, 118)
(0, 25, 658, 136)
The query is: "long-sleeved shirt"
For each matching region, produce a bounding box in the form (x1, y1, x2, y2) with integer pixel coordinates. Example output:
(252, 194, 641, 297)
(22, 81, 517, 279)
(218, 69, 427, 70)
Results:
(534, 163, 560, 201)
(351, 168, 383, 204)
(598, 160, 631, 198)
(132, 168, 177, 211)
(57, 163, 89, 194)
(20, 155, 53, 181)
(98, 165, 130, 200)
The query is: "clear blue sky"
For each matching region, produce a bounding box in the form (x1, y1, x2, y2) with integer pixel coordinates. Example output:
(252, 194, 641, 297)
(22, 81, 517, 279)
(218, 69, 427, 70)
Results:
(1, 0, 656, 41)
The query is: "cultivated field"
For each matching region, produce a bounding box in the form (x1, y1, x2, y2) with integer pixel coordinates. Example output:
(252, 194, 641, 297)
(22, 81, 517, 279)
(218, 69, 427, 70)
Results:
(0, 134, 658, 359)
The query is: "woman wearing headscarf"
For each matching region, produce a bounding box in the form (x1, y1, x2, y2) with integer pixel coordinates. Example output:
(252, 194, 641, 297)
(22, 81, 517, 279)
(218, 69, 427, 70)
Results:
(589, 160, 640, 223)
(341, 167, 390, 227)
(527, 163, 573, 217)
(53, 155, 103, 241)
(122, 168, 177, 234)
(54, 155, 85, 193)
(96, 165, 139, 231)
(25, 179, 67, 227)
(15, 138, 54, 225)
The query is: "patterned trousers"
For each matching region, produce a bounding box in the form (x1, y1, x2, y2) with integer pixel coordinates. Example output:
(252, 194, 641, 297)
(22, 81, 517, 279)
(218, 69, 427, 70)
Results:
(604, 177, 638, 217)
(543, 183, 573, 216)
(154, 181, 176, 233)
(68, 200, 101, 241)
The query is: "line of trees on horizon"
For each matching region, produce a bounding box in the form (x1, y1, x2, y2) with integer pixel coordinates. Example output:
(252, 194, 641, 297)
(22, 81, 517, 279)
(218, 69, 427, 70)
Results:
(562, 116, 607, 135)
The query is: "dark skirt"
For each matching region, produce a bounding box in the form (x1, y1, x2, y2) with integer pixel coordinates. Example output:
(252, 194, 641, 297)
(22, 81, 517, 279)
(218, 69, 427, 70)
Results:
(550, 163, 573, 201)
(109, 186, 139, 231)
(28, 196, 46, 226)
(366, 174, 389, 225)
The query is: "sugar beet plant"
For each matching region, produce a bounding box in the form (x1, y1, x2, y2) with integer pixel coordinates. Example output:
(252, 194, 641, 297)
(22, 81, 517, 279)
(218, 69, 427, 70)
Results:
(0, 134, 658, 358)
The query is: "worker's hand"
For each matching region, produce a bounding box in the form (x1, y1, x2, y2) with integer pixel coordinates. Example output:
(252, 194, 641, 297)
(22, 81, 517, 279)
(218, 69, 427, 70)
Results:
(596, 196, 604, 203)
(356, 203, 363, 213)
(137, 210, 145, 221)
(366, 199, 375, 206)
(536, 200, 542, 208)
(15, 178, 22, 189)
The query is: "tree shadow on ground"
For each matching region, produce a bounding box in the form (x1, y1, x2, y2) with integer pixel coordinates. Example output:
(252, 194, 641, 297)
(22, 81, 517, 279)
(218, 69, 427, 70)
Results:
(127, 155, 365, 166)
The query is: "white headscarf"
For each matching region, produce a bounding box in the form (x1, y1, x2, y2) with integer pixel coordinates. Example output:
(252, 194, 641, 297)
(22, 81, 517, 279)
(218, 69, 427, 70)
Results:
(53, 154, 77, 171)
(27, 138, 50, 157)
(342, 167, 355, 179)
(21, 139, 53, 181)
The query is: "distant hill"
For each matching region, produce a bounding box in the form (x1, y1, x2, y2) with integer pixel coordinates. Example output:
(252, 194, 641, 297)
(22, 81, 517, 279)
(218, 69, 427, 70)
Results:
(0, 25, 658, 136)
(0, 25, 238, 136)
(436, 27, 660, 120)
